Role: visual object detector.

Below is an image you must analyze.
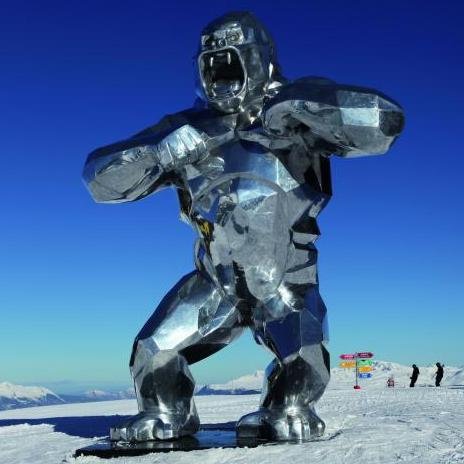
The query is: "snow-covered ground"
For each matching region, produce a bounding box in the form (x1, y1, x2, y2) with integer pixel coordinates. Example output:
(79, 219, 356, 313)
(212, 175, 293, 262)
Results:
(1, 385, 463, 464)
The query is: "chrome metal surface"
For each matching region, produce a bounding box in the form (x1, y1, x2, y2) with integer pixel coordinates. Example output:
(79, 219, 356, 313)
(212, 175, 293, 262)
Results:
(83, 10, 404, 443)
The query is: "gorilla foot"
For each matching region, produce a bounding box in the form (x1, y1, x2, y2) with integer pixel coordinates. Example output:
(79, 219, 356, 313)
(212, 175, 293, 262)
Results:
(110, 411, 200, 442)
(236, 408, 325, 442)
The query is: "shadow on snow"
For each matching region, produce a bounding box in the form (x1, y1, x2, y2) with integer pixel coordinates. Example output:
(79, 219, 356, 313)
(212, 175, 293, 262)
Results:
(0, 415, 236, 439)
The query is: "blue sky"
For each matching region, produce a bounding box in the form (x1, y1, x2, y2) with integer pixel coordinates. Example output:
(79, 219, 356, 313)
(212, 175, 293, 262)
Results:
(0, 0, 463, 393)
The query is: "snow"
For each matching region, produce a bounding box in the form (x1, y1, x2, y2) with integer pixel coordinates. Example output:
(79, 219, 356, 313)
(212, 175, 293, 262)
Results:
(1, 361, 460, 411)
(1, 362, 463, 463)
(0, 383, 62, 402)
(0, 424, 89, 464)
(85, 390, 108, 398)
(198, 370, 263, 394)
(83, 389, 135, 401)
(0, 398, 138, 420)
(198, 361, 462, 395)
(447, 368, 464, 386)
(207, 370, 264, 391)
(0, 382, 63, 410)
(329, 360, 461, 389)
(1, 387, 464, 463)
(0, 384, 136, 411)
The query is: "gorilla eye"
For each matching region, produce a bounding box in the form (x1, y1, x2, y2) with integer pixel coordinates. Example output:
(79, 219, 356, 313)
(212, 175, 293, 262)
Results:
(228, 33, 239, 43)
(202, 35, 215, 48)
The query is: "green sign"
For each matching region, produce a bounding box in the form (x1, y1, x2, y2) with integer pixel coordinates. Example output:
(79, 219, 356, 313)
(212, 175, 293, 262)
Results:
(357, 359, 373, 366)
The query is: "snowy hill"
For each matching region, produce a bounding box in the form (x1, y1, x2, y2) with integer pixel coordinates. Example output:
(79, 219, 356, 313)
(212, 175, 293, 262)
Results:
(81, 388, 136, 401)
(1, 360, 461, 411)
(197, 371, 263, 395)
(447, 368, 464, 386)
(0, 383, 136, 411)
(197, 361, 462, 395)
(0, 382, 64, 410)
(329, 360, 461, 389)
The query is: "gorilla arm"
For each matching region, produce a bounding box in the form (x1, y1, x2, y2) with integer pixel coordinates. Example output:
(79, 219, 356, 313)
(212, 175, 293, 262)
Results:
(83, 115, 210, 203)
(262, 77, 404, 157)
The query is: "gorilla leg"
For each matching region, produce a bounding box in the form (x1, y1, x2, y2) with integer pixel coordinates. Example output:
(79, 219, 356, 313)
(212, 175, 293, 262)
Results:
(237, 285, 330, 441)
(111, 271, 243, 442)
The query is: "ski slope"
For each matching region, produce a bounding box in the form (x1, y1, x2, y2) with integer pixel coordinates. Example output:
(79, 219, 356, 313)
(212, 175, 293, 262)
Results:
(1, 386, 463, 463)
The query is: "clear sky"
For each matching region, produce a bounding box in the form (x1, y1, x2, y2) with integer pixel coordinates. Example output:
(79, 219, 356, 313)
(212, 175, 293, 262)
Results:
(1, 0, 463, 393)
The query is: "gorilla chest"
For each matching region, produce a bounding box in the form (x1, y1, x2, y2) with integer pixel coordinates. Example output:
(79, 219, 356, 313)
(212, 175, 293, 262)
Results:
(180, 140, 331, 242)
(184, 141, 297, 224)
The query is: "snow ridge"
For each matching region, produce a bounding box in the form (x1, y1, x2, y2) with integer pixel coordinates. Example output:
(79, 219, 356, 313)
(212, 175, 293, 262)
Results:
(0, 382, 63, 410)
(198, 361, 462, 394)
(197, 371, 263, 395)
(1, 360, 462, 410)
(83, 388, 135, 401)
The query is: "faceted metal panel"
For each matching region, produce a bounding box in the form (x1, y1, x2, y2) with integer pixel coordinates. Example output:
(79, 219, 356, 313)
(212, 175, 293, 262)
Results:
(83, 10, 404, 443)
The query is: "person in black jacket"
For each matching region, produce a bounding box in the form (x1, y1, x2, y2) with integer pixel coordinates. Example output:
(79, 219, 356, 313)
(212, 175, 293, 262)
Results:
(410, 364, 420, 387)
(435, 362, 444, 387)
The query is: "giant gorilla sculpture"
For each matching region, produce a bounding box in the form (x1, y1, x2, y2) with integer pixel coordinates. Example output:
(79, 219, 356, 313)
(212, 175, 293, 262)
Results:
(83, 11, 404, 443)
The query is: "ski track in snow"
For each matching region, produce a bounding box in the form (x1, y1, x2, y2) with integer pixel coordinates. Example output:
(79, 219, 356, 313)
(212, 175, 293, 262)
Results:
(0, 388, 463, 464)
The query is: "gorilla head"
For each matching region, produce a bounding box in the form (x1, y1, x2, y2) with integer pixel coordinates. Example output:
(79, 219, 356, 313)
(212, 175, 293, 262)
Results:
(196, 11, 283, 114)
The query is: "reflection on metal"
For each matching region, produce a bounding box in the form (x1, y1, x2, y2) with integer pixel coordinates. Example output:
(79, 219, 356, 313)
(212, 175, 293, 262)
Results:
(83, 11, 404, 443)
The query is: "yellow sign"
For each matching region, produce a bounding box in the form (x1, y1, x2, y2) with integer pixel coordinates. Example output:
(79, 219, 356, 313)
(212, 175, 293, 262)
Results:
(340, 361, 356, 368)
(358, 366, 373, 373)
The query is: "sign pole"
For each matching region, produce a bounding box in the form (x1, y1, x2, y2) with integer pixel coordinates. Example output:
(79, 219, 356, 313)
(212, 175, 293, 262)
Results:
(339, 352, 373, 390)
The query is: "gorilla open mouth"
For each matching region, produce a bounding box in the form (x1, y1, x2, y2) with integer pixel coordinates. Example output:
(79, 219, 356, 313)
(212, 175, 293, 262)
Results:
(200, 48, 245, 100)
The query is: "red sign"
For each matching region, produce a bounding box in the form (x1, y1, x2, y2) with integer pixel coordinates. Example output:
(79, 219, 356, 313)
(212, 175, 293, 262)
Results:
(340, 354, 356, 359)
(357, 352, 374, 359)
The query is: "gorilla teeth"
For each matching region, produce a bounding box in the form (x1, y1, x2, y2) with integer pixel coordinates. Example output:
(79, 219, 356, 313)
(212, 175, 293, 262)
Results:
(201, 48, 245, 99)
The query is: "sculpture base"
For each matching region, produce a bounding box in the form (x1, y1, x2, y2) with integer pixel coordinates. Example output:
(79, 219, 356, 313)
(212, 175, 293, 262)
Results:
(74, 424, 272, 458)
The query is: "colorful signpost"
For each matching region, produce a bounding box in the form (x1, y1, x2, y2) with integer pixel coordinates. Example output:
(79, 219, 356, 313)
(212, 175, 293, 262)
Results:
(358, 366, 373, 373)
(339, 352, 375, 389)
(340, 354, 356, 360)
(340, 361, 356, 368)
(357, 359, 373, 366)
(357, 352, 374, 359)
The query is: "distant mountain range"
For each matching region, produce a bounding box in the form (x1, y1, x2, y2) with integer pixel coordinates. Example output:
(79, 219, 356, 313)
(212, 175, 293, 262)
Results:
(197, 361, 464, 394)
(0, 382, 136, 411)
(2, 361, 463, 410)
(197, 371, 263, 395)
(60, 388, 136, 404)
(0, 382, 64, 410)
